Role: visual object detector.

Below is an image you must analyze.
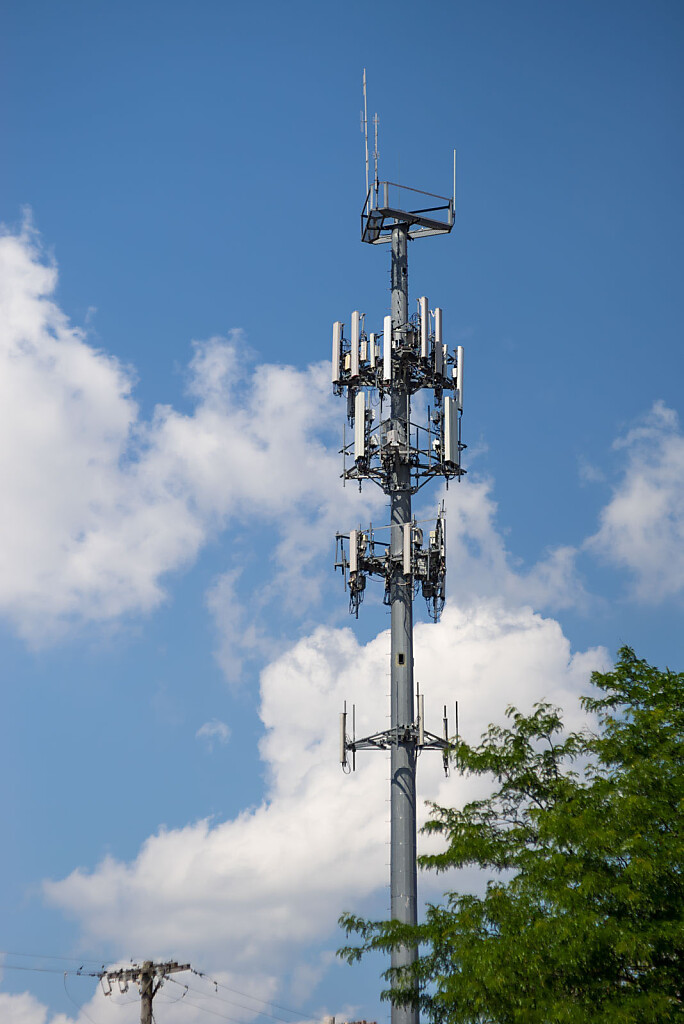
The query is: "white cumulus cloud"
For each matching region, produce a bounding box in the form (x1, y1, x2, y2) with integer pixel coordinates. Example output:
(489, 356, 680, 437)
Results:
(0, 222, 379, 643)
(44, 601, 608, 1000)
(586, 401, 684, 601)
(440, 479, 588, 612)
(0, 981, 263, 1024)
(0, 991, 50, 1024)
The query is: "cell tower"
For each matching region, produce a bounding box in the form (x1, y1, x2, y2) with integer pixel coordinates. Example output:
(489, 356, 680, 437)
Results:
(333, 76, 464, 1024)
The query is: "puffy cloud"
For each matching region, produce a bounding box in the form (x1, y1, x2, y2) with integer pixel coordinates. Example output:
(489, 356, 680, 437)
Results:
(587, 401, 684, 601)
(0, 981, 262, 1024)
(0, 992, 50, 1024)
(0, 224, 379, 642)
(44, 602, 608, 995)
(205, 568, 270, 685)
(440, 480, 588, 612)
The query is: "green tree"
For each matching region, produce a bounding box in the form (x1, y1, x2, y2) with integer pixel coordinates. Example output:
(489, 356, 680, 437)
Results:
(340, 648, 684, 1023)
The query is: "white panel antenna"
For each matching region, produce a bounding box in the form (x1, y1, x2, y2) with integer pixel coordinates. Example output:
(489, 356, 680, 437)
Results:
(456, 345, 464, 410)
(403, 523, 412, 575)
(332, 321, 343, 384)
(419, 296, 429, 359)
(383, 315, 392, 381)
(349, 529, 358, 573)
(418, 692, 425, 746)
(434, 307, 443, 376)
(354, 391, 366, 460)
(351, 311, 360, 377)
(369, 332, 377, 368)
(443, 395, 459, 465)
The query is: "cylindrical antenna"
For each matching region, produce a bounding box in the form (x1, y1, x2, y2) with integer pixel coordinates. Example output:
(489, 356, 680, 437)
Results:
(452, 148, 457, 220)
(418, 692, 425, 747)
(352, 703, 357, 771)
(340, 703, 347, 766)
(362, 69, 369, 199)
(342, 418, 346, 488)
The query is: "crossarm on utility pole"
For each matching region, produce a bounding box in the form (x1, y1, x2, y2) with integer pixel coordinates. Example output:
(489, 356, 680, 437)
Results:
(100, 960, 191, 1024)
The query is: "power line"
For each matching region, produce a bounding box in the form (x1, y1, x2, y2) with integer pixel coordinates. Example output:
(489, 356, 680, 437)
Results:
(63, 973, 102, 1024)
(172, 993, 254, 1023)
(155, 983, 189, 1005)
(168, 975, 317, 1024)
(166, 979, 256, 1024)
(0, 963, 101, 976)
(190, 967, 310, 1019)
(0, 949, 108, 962)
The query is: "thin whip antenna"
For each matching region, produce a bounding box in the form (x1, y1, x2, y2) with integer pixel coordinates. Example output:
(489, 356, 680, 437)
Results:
(373, 111, 379, 191)
(362, 69, 370, 198)
(453, 148, 457, 212)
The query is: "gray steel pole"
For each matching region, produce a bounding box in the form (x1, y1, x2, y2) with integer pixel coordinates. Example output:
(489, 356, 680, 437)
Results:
(389, 222, 419, 1024)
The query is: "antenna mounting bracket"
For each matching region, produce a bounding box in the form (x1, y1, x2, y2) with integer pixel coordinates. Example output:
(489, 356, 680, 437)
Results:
(361, 181, 454, 244)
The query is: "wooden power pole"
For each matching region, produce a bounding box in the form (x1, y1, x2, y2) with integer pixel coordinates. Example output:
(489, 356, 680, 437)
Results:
(100, 960, 190, 1023)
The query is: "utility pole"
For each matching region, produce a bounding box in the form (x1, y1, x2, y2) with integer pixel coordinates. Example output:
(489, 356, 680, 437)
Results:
(334, 80, 463, 1024)
(100, 960, 190, 1024)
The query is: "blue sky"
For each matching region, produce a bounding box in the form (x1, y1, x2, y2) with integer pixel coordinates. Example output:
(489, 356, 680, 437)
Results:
(1, 1, 683, 1022)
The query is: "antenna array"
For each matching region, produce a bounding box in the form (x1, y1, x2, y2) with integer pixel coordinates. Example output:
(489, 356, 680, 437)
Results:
(332, 303, 465, 493)
(335, 507, 447, 621)
(330, 76, 464, 1024)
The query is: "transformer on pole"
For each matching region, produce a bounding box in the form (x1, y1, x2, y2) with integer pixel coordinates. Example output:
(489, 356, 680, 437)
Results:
(334, 76, 464, 1024)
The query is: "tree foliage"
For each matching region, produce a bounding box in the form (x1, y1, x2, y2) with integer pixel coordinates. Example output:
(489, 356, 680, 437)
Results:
(339, 648, 684, 1023)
